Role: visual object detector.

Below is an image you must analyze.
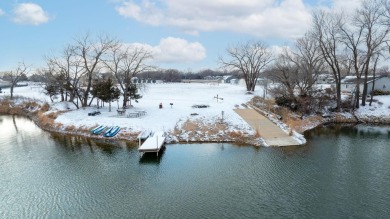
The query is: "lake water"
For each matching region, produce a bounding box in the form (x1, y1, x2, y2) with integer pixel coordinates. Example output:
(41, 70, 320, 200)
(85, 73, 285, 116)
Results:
(0, 115, 389, 218)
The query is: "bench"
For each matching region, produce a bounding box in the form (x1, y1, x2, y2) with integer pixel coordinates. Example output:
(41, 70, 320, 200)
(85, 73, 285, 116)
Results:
(117, 109, 126, 116)
(135, 110, 146, 116)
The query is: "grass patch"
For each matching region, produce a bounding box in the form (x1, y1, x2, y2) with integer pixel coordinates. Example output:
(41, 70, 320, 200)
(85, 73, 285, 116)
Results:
(55, 123, 63, 129)
(229, 130, 244, 138)
(22, 101, 40, 111)
(228, 130, 252, 144)
(65, 125, 77, 132)
(40, 103, 50, 112)
(46, 112, 60, 120)
(37, 112, 55, 127)
(0, 99, 24, 115)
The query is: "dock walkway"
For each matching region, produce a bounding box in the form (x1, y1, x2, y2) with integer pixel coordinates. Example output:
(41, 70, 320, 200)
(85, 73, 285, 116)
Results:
(234, 109, 299, 146)
(138, 131, 165, 155)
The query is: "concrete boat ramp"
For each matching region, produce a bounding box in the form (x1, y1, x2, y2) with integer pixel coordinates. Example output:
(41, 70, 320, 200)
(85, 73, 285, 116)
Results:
(138, 131, 166, 155)
(234, 108, 300, 146)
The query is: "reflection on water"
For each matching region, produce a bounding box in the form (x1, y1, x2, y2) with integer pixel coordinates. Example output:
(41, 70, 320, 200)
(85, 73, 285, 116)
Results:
(50, 133, 127, 155)
(1, 115, 390, 218)
(305, 123, 390, 139)
(139, 147, 166, 164)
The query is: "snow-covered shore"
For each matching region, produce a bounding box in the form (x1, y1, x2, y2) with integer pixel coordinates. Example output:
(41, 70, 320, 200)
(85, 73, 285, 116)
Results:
(286, 95, 390, 134)
(354, 95, 390, 123)
(1, 83, 266, 145)
(1, 83, 389, 146)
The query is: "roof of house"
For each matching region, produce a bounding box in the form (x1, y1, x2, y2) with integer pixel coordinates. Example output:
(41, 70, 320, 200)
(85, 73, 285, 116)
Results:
(341, 75, 386, 84)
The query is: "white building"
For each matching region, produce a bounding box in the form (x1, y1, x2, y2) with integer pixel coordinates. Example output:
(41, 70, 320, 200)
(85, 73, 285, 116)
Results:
(341, 76, 390, 94)
(316, 73, 335, 84)
(0, 79, 11, 88)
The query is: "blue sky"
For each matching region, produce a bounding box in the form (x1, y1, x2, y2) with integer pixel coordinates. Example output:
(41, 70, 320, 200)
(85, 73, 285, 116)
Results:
(0, 0, 362, 72)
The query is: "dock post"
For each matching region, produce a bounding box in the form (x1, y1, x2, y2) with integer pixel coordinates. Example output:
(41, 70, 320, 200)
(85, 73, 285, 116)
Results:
(156, 136, 159, 157)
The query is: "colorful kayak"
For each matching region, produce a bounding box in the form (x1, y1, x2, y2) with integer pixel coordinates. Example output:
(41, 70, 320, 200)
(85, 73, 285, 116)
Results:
(91, 125, 105, 135)
(104, 126, 120, 137)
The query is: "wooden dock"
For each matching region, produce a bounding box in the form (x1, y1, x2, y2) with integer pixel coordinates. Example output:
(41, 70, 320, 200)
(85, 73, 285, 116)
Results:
(137, 130, 151, 140)
(138, 131, 166, 155)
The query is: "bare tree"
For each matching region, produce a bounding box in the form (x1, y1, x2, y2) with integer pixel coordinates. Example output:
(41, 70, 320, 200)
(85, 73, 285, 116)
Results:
(74, 33, 117, 107)
(5, 62, 31, 99)
(356, 0, 389, 106)
(163, 69, 182, 82)
(312, 10, 347, 112)
(369, 54, 381, 106)
(290, 33, 325, 96)
(220, 41, 273, 92)
(45, 45, 84, 107)
(266, 49, 298, 97)
(103, 44, 153, 108)
(339, 0, 389, 108)
(339, 17, 366, 109)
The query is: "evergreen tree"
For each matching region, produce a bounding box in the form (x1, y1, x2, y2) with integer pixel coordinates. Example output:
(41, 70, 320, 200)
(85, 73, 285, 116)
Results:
(126, 84, 142, 106)
(43, 84, 59, 102)
(91, 79, 120, 112)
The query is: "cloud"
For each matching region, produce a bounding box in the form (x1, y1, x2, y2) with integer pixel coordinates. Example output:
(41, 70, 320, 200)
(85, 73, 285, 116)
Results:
(0, 8, 5, 16)
(270, 45, 290, 56)
(115, 0, 312, 39)
(12, 3, 50, 25)
(332, 0, 363, 12)
(129, 37, 206, 63)
(153, 37, 206, 63)
(116, 1, 162, 25)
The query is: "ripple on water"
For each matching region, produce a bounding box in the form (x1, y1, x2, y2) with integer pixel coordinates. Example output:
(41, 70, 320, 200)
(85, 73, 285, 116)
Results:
(1, 116, 390, 218)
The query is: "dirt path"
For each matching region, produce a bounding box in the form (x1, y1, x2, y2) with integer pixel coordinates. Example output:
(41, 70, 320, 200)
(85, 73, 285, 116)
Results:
(234, 109, 299, 146)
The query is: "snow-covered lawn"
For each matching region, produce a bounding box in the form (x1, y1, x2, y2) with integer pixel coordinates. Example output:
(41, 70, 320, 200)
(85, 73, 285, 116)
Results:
(356, 95, 390, 117)
(5, 83, 386, 145)
(3, 83, 263, 134)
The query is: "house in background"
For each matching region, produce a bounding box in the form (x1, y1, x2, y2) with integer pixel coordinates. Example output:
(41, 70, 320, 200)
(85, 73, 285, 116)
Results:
(316, 73, 335, 84)
(341, 75, 390, 94)
(223, 75, 236, 83)
(0, 79, 11, 88)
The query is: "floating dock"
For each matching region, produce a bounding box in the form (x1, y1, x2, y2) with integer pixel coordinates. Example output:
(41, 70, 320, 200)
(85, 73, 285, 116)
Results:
(138, 131, 165, 155)
(137, 130, 152, 140)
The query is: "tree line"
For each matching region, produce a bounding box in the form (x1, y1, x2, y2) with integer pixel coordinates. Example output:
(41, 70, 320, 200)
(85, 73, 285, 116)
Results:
(221, 0, 390, 113)
(3, 0, 390, 114)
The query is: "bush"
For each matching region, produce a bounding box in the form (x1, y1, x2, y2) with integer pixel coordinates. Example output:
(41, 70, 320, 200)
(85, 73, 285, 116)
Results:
(46, 112, 59, 120)
(65, 125, 77, 132)
(371, 90, 390, 96)
(275, 96, 292, 107)
(275, 96, 298, 111)
(40, 103, 50, 112)
(23, 101, 39, 110)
